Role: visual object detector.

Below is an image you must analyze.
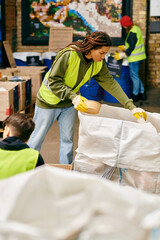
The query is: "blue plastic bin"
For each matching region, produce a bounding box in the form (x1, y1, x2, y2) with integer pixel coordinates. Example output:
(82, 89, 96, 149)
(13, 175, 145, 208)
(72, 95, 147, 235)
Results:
(13, 52, 41, 66)
(80, 78, 103, 101)
(41, 52, 57, 71)
(103, 66, 132, 103)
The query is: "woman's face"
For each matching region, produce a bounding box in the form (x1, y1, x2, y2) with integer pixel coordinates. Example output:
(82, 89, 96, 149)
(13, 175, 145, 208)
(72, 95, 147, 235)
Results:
(86, 46, 110, 62)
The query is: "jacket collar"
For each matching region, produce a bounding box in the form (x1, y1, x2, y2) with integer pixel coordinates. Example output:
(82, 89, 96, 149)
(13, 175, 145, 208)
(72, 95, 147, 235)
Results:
(0, 136, 29, 151)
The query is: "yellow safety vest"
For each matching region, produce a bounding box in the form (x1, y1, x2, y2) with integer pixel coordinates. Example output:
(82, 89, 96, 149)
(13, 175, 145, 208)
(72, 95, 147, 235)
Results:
(0, 148, 39, 179)
(125, 25, 146, 63)
(40, 50, 103, 105)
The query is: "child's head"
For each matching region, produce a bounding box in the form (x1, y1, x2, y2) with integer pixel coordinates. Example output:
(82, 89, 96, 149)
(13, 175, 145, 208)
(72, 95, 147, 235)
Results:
(3, 113, 35, 142)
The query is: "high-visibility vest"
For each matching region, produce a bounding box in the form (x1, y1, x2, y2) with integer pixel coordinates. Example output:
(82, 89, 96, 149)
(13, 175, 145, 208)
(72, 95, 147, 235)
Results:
(0, 148, 39, 179)
(125, 25, 146, 63)
(40, 50, 103, 105)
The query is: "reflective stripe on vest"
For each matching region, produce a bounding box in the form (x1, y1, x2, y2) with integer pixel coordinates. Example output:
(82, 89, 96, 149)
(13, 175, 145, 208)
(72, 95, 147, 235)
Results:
(125, 25, 146, 63)
(0, 148, 39, 179)
(40, 50, 103, 105)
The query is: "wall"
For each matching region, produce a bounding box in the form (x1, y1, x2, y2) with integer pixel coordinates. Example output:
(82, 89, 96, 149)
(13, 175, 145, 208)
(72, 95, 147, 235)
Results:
(5, 0, 17, 52)
(132, 0, 147, 87)
(133, 0, 160, 87)
(148, 16, 160, 87)
(4, 0, 160, 87)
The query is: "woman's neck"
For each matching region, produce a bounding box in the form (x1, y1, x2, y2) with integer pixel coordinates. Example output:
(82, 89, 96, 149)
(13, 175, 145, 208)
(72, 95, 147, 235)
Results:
(83, 53, 92, 62)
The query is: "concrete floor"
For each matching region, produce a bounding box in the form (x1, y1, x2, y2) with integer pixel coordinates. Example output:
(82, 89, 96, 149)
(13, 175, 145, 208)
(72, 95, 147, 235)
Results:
(41, 86, 160, 164)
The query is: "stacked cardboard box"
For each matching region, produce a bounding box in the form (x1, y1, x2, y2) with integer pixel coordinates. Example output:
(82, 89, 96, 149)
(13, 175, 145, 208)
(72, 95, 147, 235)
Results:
(1, 66, 46, 102)
(0, 75, 31, 112)
(0, 82, 19, 121)
(8, 76, 31, 111)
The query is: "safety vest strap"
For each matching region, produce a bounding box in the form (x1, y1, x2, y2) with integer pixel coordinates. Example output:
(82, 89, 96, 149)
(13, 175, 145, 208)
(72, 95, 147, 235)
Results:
(130, 51, 146, 57)
(134, 44, 145, 50)
(43, 77, 52, 92)
(40, 50, 103, 105)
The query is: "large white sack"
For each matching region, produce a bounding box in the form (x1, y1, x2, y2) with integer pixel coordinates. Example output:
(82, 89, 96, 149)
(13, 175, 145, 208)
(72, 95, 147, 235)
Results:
(1, 166, 160, 240)
(74, 104, 160, 193)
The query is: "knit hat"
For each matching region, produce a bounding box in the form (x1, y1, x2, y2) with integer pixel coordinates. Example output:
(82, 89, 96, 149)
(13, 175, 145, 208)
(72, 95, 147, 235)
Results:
(120, 16, 133, 27)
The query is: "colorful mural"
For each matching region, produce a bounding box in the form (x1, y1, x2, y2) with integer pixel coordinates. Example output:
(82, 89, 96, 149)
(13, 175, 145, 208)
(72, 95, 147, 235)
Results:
(29, 0, 122, 39)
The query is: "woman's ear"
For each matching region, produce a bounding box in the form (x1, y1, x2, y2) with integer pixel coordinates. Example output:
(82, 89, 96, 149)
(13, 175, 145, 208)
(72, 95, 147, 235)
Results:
(3, 126, 11, 139)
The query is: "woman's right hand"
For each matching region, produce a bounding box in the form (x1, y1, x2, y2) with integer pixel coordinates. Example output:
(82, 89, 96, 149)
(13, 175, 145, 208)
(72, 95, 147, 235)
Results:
(72, 95, 88, 112)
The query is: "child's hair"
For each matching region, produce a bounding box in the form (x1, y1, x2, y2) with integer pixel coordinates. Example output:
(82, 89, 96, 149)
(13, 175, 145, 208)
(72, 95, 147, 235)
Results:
(3, 113, 35, 142)
(67, 31, 112, 55)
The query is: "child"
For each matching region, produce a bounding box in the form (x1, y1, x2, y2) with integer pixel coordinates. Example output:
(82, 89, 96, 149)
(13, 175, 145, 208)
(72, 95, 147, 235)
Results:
(0, 113, 44, 180)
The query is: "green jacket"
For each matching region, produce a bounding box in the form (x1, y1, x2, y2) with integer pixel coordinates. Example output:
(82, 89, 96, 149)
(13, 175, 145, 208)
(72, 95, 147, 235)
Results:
(40, 50, 103, 105)
(36, 48, 136, 110)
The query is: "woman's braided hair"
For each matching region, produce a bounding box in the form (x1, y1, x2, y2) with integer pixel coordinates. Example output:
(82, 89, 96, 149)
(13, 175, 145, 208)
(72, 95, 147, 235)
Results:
(67, 31, 112, 54)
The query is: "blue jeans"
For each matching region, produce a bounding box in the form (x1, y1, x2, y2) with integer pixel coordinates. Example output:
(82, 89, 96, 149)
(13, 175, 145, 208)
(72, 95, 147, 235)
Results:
(28, 105, 76, 164)
(129, 60, 144, 96)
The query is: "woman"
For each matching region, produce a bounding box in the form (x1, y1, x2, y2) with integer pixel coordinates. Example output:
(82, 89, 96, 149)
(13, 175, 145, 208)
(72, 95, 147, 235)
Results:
(114, 15, 147, 101)
(28, 31, 146, 164)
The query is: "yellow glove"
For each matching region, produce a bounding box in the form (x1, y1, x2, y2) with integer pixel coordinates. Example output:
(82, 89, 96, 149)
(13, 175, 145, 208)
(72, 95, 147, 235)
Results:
(114, 52, 126, 60)
(131, 108, 147, 123)
(72, 95, 88, 112)
(118, 45, 126, 52)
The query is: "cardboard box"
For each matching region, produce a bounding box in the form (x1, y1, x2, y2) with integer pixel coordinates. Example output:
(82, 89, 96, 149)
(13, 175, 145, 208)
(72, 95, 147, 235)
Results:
(15, 66, 47, 72)
(1, 68, 20, 77)
(0, 82, 19, 121)
(2, 41, 16, 68)
(0, 76, 8, 82)
(1, 66, 46, 102)
(18, 71, 42, 102)
(46, 164, 73, 171)
(7, 76, 32, 111)
(12, 67, 46, 101)
(49, 27, 73, 52)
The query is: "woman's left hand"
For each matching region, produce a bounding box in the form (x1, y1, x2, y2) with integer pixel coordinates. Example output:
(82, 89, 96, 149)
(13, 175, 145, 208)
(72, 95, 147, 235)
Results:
(131, 108, 147, 121)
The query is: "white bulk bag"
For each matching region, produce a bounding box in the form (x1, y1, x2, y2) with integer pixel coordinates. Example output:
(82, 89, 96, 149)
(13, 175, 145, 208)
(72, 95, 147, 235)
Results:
(1, 166, 160, 240)
(74, 104, 160, 193)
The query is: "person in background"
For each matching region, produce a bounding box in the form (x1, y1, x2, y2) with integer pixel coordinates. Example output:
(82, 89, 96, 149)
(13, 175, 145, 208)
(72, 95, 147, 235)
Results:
(28, 31, 146, 165)
(114, 15, 147, 102)
(0, 113, 44, 180)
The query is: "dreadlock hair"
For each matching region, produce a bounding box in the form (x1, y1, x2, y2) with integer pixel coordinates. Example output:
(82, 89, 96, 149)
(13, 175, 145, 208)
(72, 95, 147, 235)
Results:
(3, 113, 35, 142)
(67, 31, 112, 55)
